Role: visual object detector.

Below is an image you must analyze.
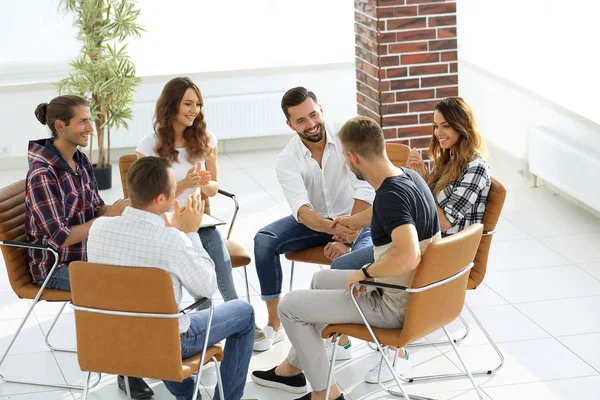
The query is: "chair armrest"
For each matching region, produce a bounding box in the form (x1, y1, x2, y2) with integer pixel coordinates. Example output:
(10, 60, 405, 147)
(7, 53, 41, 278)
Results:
(351, 262, 474, 295)
(482, 229, 496, 236)
(216, 188, 239, 240)
(1, 240, 61, 293)
(217, 189, 235, 198)
(180, 297, 212, 315)
(0, 240, 51, 250)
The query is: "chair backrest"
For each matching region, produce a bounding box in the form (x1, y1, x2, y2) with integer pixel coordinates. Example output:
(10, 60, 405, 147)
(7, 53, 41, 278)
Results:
(468, 177, 507, 289)
(118, 154, 212, 215)
(0, 180, 34, 296)
(70, 262, 186, 381)
(385, 142, 410, 167)
(397, 224, 483, 346)
(118, 154, 137, 199)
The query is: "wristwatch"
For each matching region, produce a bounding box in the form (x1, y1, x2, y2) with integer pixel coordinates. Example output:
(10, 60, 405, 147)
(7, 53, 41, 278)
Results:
(361, 264, 373, 279)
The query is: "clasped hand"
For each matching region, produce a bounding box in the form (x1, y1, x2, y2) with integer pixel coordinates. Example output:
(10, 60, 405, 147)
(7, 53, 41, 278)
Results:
(163, 194, 205, 233)
(183, 162, 211, 189)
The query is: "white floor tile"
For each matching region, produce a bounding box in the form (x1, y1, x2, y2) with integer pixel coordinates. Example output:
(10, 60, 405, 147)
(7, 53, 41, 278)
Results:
(444, 338, 597, 388)
(493, 217, 532, 242)
(0, 352, 66, 396)
(503, 206, 600, 239)
(485, 265, 600, 303)
(484, 375, 600, 400)
(0, 317, 50, 356)
(0, 289, 35, 321)
(516, 295, 600, 336)
(0, 390, 74, 399)
(540, 233, 600, 264)
(465, 284, 508, 308)
(557, 333, 600, 372)
(502, 186, 576, 213)
(577, 262, 600, 281)
(487, 239, 570, 272)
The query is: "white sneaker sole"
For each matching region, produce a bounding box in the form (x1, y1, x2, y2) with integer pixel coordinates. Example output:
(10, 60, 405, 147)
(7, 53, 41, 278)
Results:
(250, 375, 307, 394)
(253, 330, 286, 352)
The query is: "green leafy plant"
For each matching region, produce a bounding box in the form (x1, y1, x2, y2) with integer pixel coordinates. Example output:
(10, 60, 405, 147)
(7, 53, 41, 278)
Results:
(56, 0, 144, 168)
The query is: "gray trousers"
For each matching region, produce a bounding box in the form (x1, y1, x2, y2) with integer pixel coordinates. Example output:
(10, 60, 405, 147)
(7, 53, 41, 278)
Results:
(279, 269, 404, 391)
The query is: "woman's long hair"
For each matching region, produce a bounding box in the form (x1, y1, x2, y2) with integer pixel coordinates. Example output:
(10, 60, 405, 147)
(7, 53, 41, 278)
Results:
(153, 77, 211, 163)
(428, 97, 486, 196)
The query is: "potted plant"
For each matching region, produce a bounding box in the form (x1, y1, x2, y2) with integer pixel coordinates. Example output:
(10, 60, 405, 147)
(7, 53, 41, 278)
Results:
(56, 0, 144, 190)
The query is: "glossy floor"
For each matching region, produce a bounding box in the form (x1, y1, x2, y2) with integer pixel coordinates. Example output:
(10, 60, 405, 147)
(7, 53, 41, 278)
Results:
(1, 149, 599, 400)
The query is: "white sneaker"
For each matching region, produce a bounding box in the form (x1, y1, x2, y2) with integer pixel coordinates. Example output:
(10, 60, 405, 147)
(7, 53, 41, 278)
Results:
(253, 325, 286, 351)
(365, 348, 411, 384)
(325, 339, 353, 361)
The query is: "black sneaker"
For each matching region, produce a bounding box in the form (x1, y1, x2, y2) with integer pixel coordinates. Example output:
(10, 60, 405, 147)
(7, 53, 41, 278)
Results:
(251, 367, 307, 394)
(295, 394, 345, 400)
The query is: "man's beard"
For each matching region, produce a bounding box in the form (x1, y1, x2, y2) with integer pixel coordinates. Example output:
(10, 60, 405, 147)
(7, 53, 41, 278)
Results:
(349, 163, 365, 181)
(298, 123, 325, 143)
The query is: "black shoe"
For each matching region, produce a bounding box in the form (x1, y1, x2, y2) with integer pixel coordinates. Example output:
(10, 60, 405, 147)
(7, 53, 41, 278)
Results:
(295, 393, 345, 400)
(117, 375, 154, 399)
(251, 367, 307, 394)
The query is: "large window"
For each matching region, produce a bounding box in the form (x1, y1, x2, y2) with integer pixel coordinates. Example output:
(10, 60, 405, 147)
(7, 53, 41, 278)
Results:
(0, 0, 355, 79)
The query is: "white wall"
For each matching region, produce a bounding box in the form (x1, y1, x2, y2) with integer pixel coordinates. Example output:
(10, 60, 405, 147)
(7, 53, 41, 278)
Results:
(457, 0, 600, 162)
(0, 1, 357, 166)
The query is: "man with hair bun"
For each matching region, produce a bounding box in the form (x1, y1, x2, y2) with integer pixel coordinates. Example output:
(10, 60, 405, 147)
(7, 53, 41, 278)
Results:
(26, 95, 148, 398)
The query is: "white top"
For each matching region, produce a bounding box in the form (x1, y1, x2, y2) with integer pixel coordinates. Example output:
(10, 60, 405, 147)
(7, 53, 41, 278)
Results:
(136, 132, 218, 207)
(87, 207, 217, 333)
(276, 122, 376, 221)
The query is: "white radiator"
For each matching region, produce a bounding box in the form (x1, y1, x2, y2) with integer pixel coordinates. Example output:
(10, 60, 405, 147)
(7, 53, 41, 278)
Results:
(112, 91, 288, 148)
(529, 127, 600, 212)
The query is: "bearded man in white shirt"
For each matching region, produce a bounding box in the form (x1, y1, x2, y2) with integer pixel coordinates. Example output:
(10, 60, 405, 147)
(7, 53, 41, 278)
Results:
(253, 87, 375, 352)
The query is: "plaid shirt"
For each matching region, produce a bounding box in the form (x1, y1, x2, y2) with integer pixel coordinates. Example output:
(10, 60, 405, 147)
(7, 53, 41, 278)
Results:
(25, 139, 104, 284)
(434, 156, 490, 236)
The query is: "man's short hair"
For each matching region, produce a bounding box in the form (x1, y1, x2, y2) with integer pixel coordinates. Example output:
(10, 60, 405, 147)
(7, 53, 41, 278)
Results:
(337, 116, 385, 160)
(281, 87, 318, 120)
(126, 157, 173, 207)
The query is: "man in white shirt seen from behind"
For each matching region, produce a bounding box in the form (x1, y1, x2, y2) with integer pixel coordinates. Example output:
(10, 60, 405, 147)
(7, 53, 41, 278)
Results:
(87, 157, 254, 400)
(253, 87, 376, 353)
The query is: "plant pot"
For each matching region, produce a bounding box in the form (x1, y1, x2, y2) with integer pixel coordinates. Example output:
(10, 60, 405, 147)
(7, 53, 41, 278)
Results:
(93, 163, 112, 190)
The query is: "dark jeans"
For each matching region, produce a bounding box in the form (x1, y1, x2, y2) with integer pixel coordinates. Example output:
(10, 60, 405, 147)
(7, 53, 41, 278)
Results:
(163, 300, 255, 400)
(253, 215, 372, 300)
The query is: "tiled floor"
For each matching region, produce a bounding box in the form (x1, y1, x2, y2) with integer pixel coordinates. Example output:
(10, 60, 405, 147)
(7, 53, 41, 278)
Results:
(1, 148, 600, 400)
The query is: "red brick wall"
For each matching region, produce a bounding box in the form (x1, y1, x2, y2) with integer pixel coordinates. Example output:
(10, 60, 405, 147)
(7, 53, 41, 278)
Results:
(355, 0, 458, 161)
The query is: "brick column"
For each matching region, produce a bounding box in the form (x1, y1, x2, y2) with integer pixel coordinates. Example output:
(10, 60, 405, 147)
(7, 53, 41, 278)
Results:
(355, 0, 458, 161)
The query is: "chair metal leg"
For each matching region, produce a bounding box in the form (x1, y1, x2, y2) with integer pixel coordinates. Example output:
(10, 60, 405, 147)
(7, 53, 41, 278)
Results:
(406, 313, 470, 348)
(243, 266, 251, 303)
(213, 356, 225, 400)
(81, 371, 92, 400)
(400, 304, 504, 383)
(0, 296, 102, 390)
(324, 335, 340, 400)
(289, 261, 295, 291)
(443, 326, 483, 399)
(124, 375, 133, 400)
(44, 301, 76, 353)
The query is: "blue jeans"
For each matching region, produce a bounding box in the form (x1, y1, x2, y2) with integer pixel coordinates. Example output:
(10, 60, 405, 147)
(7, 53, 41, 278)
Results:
(330, 245, 375, 270)
(39, 264, 72, 291)
(253, 215, 372, 300)
(163, 299, 255, 400)
(197, 227, 238, 302)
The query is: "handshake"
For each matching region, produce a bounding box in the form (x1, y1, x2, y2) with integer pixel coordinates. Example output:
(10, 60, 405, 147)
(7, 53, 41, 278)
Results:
(328, 215, 363, 243)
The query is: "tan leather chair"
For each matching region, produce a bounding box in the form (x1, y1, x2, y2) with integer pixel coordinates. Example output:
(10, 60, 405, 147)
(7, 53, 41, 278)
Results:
(70, 262, 224, 400)
(284, 143, 411, 290)
(0, 180, 100, 390)
(405, 177, 508, 382)
(119, 154, 253, 302)
(322, 224, 484, 400)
